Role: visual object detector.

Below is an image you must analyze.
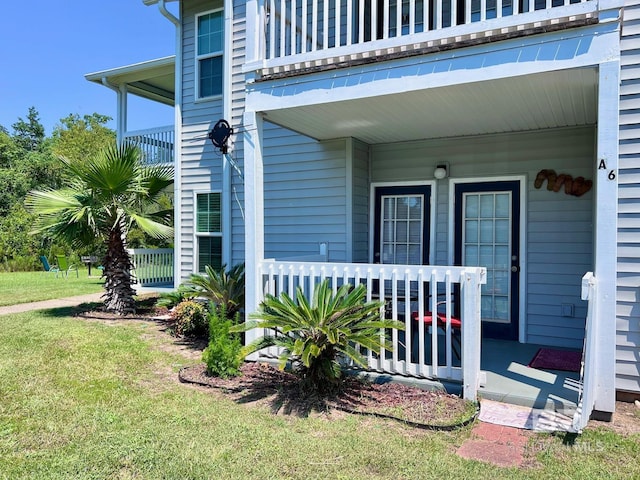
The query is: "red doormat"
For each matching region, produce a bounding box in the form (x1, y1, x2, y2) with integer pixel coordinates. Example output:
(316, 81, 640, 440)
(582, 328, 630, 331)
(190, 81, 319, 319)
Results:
(528, 348, 582, 372)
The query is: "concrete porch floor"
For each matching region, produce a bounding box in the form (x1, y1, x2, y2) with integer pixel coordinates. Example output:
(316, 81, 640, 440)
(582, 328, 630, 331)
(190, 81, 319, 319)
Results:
(478, 339, 582, 415)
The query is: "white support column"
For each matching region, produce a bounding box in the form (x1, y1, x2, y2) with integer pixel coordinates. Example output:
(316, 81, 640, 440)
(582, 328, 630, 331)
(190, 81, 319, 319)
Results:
(593, 60, 620, 414)
(116, 85, 128, 146)
(243, 110, 265, 347)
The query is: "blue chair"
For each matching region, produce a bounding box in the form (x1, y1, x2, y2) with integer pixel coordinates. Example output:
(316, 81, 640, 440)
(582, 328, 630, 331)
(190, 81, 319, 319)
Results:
(40, 256, 60, 277)
(56, 255, 78, 278)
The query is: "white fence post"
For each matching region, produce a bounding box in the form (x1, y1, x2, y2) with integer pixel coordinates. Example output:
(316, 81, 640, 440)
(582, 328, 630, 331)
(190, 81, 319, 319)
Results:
(461, 268, 484, 402)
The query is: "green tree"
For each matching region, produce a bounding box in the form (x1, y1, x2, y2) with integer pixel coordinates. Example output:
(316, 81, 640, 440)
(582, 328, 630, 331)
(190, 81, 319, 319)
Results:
(51, 113, 115, 162)
(12, 107, 45, 152)
(26, 143, 174, 314)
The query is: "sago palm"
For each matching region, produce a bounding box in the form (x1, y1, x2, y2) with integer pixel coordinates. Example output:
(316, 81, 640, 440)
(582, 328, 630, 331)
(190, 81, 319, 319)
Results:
(25, 143, 173, 314)
(186, 263, 245, 319)
(235, 279, 404, 392)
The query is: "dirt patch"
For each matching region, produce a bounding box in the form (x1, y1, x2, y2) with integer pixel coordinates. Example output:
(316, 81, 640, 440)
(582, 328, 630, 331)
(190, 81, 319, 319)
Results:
(588, 401, 640, 436)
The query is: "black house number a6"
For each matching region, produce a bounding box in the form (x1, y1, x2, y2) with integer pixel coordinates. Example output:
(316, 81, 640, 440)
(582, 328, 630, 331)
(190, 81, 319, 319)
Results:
(598, 159, 616, 180)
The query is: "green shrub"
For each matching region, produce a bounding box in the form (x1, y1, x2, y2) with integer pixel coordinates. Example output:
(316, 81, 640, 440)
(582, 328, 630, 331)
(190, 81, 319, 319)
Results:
(202, 306, 242, 378)
(234, 279, 404, 393)
(157, 284, 197, 309)
(171, 300, 208, 338)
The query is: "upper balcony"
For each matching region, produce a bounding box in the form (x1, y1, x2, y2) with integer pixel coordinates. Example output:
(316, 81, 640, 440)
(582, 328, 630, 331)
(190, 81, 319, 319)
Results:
(86, 57, 175, 165)
(245, 0, 599, 77)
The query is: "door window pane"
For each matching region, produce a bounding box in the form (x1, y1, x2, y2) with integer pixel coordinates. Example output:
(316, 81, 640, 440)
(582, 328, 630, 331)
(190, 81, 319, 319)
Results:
(380, 194, 424, 265)
(462, 191, 512, 324)
(480, 195, 494, 218)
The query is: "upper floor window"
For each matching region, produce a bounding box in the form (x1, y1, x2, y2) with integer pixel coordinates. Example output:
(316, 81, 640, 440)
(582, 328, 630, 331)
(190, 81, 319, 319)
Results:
(196, 192, 222, 272)
(196, 10, 223, 99)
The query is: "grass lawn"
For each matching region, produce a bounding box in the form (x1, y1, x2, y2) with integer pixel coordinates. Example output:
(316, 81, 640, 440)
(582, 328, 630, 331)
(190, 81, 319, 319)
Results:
(1, 309, 639, 479)
(0, 271, 104, 307)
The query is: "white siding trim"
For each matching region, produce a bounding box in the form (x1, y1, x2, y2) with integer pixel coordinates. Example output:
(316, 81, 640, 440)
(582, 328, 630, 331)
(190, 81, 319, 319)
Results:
(346, 138, 354, 263)
(222, 0, 234, 267)
(369, 180, 437, 265)
(173, 5, 183, 288)
(447, 175, 527, 343)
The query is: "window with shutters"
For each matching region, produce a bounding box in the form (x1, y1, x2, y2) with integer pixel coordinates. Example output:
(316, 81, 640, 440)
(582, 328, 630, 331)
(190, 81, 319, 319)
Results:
(196, 192, 222, 272)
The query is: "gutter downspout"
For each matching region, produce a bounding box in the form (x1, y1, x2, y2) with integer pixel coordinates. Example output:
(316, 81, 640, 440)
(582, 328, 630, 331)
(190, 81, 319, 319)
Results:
(100, 78, 127, 145)
(157, 0, 182, 289)
(222, 0, 234, 267)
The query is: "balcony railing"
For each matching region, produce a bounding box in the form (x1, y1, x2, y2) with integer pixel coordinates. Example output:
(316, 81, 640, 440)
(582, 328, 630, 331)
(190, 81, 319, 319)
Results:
(128, 248, 174, 287)
(252, 0, 595, 72)
(252, 260, 486, 400)
(124, 126, 175, 165)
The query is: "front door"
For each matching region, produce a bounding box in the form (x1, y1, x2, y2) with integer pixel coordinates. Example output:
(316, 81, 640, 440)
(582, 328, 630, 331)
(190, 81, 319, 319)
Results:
(454, 181, 520, 340)
(373, 185, 431, 265)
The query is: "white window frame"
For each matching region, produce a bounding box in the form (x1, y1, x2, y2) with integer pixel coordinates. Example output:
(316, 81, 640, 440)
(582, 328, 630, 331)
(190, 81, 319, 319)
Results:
(194, 190, 223, 273)
(195, 8, 224, 101)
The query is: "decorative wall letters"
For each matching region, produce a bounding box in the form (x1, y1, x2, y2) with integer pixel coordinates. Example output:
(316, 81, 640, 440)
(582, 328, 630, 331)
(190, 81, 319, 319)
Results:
(533, 169, 592, 197)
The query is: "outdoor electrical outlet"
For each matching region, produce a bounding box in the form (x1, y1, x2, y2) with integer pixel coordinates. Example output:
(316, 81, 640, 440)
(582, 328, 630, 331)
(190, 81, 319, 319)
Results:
(561, 303, 574, 317)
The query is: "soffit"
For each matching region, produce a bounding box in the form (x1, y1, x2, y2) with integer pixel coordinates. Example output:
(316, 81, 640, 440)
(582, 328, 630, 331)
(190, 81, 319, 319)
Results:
(262, 67, 598, 144)
(85, 56, 176, 106)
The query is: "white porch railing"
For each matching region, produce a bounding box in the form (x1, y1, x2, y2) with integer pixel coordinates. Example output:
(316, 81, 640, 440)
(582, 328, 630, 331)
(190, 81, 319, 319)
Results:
(253, 260, 486, 400)
(124, 126, 174, 165)
(254, 0, 594, 70)
(573, 271, 596, 432)
(127, 248, 174, 287)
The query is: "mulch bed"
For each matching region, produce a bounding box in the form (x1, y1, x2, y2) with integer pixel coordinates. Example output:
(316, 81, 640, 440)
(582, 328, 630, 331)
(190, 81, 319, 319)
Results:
(179, 362, 478, 429)
(72, 296, 478, 430)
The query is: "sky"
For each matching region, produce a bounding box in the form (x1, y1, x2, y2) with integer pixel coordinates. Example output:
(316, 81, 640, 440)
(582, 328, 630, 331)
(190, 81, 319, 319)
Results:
(0, 1, 178, 136)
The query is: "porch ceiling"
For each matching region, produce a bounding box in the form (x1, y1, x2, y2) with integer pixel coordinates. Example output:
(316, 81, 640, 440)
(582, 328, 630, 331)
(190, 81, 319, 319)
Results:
(85, 56, 175, 106)
(263, 67, 598, 144)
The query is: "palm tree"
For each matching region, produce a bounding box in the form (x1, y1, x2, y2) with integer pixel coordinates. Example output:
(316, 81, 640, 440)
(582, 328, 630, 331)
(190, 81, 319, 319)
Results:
(25, 143, 173, 314)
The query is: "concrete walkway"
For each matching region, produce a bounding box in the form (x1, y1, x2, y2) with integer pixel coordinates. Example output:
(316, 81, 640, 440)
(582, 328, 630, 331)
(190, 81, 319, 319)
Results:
(0, 292, 104, 316)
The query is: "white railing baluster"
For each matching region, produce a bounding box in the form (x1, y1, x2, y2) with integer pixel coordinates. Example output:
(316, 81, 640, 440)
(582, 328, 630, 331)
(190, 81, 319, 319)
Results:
(404, 270, 411, 369)
(451, 0, 457, 27)
(497, 0, 503, 18)
(358, 0, 365, 43)
(409, 0, 415, 34)
(312, 0, 318, 50)
(301, 0, 308, 52)
(269, 0, 276, 57)
(291, 0, 297, 53)
(335, 0, 341, 47)
(465, 0, 471, 23)
(372, 0, 378, 41)
(280, 0, 287, 56)
(430, 270, 438, 374)
(396, 0, 402, 36)
(444, 270, 453, 378)
(480, 0, 486, 20)
(383, 0, 390, 38)
(417, 269, 425, 377)
(434, 0, 441, 31)
(346, 0, 353, 45)
(391, 269, 398, 370)
(323, 0, 329, 48)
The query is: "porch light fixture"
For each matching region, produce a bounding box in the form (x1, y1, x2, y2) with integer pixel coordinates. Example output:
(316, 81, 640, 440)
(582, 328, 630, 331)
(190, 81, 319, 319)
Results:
(208, 119, 234, 154)
(434, 163, 449, 180)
